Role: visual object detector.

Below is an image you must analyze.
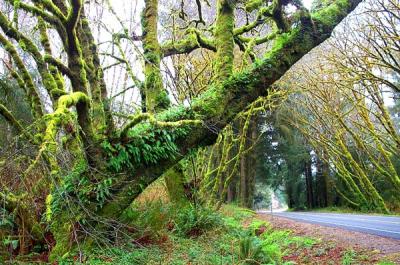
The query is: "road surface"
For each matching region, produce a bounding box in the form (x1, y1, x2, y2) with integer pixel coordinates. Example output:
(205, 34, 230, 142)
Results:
(259, 211, 400, 240)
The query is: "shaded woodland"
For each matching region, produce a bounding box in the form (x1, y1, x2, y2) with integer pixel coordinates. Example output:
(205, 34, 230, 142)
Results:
(0, 0, 398, 263)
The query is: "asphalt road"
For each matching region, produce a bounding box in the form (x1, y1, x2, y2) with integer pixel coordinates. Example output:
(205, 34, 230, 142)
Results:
(259, 211, 400, 240)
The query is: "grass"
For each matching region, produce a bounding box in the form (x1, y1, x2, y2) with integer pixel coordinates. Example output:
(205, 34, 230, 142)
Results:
(52, 204, 319, 265)
(341, 249, 356, 265)
(7, 201, 398, 264)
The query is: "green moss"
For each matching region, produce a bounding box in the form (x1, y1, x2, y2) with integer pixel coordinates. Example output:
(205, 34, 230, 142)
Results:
(39, 92, 89, 172)
(245, 0, 263, 12)
(18, 39, 26, 50)
(214, 0, 235, 81)
(163, 163, 188, 204)
(13, 0, 20, 27)
(48, 213, 74, 261)
(160, 28, 216, 56)
(37, 15, 66, 96)
(141, 0, 171, 112)
(311, 0, 350, 29)
(45, 194, 53, 222)
(0, 32, 44, 121)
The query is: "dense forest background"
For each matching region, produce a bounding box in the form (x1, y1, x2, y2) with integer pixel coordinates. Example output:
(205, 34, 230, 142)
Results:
(0, 0, 398, 263)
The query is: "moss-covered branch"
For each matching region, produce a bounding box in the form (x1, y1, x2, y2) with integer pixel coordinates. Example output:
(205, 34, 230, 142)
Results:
(0, 32, 44, 121)
(120, 112, 203, 139)
(4, 0, 62, 25)
(161, 29, 216, 57)
(99, 0, 363, 220)
(234, 5, 269, 36)
(66, 0, 82, 29)
(38, 15, 66, 93)
(38, 92, 89, 173)
(31, 0, 67, 20)
(0, 11, 65, 103)
(237, 31, 278, 45)
(44, 55, 73, 79)
(60, 2, 101, 162)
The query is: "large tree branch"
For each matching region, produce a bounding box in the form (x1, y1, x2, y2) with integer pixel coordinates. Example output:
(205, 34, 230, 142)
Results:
(161, 29, 216, 57)
(36, 92, 89, 173)
(0, 33, 44, 121)
(4, 0, 62, 25)
(31, 0, 67, 20)
(98, 0, 364, 219)
(44, 55, 73, 79)
(66, 0, 82, 30)
(0, 11, 65, 103)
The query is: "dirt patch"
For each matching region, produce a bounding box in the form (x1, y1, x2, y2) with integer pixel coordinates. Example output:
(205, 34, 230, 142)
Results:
(257, 213, 400, 264)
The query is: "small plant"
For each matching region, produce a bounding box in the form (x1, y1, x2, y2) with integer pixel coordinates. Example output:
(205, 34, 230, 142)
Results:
(2, 236, 19, 254)
(342, 249, 356, 265)
(248, 220, 269, 236)
(239, 236, 264, 264)
(173, 204, 222, 237)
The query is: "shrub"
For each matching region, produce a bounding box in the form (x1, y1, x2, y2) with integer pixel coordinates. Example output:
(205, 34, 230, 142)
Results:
(173, 204, 222, 237)
(238, 235, 265, 264)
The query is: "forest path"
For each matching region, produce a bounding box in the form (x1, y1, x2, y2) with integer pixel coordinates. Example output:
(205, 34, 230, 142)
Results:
(256, 212, 400, 263)
(259, 211, 400, 240)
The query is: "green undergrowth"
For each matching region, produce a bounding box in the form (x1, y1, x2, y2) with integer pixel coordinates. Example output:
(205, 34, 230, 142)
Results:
(8, 203, 395, 264)
(54, 203, 317, 265)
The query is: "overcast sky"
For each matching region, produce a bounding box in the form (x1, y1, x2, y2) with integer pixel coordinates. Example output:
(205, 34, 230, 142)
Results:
(303, 0, 312, 9)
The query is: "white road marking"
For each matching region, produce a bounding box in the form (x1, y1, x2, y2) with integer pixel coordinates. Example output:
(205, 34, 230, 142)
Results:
(278, 212, 400, 225)
(273, 214, 400, 235)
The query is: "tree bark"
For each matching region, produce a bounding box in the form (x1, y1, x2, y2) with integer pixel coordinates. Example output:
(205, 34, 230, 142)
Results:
(100, 0, 363, 219)
(142, 0, 170, 112)
(305, 160, 314, 209)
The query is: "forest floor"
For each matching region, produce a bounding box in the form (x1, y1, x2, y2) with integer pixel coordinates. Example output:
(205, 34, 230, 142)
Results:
(257, 213, 400, 264)
(7, 204, 398, 264)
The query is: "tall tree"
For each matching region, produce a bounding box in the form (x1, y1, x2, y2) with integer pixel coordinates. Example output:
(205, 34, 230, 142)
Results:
(0, 0, 362, 259)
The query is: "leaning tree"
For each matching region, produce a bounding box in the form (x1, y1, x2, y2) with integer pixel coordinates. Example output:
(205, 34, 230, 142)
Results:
(0, 0, 362, 259)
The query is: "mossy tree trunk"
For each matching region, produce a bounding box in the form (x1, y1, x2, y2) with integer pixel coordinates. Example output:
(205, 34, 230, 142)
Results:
(239, 117, 258, 208)
(142, 0, 170, 113)
(0, 0, 363, 258)
(315, 157, 328, 208)
(214, 0, 235, 80)
(163, 164, 188, 204)
(305, 160, 315, 209)
(65, 0, 364, 220)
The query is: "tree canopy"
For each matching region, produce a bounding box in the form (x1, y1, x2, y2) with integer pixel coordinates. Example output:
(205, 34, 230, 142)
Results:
(0, 0, 364, 260)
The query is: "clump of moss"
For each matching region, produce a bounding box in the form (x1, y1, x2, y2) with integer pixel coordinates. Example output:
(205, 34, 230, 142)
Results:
(245, 0, 263, 12)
